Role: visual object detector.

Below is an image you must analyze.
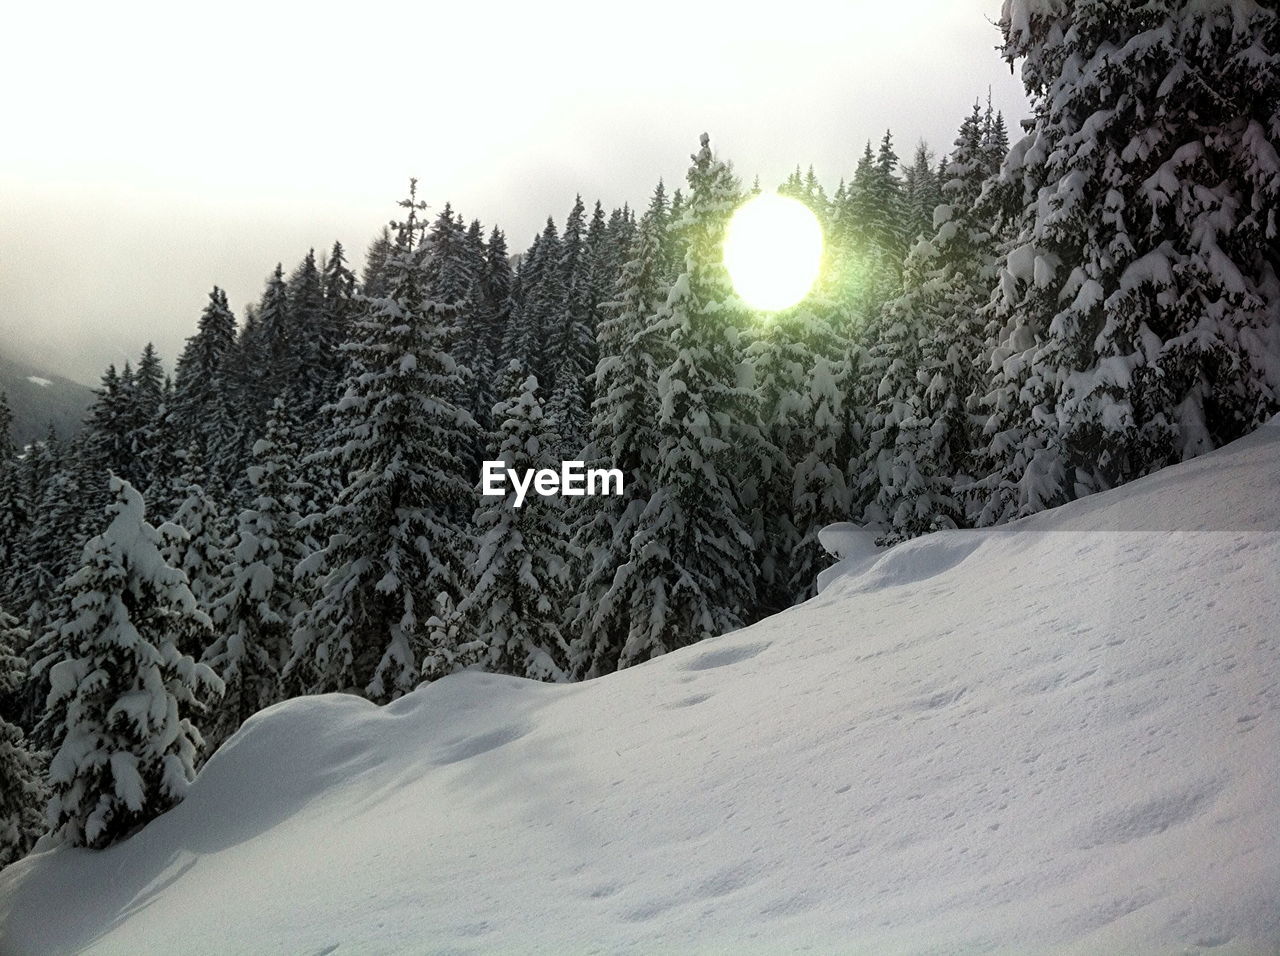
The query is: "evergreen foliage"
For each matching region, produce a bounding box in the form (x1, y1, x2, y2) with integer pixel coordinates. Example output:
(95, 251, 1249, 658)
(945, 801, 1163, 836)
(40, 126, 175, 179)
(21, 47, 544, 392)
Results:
(288, 182, 478, 702)
(463, 368, 574, 681)
(42, 478, 222, 849)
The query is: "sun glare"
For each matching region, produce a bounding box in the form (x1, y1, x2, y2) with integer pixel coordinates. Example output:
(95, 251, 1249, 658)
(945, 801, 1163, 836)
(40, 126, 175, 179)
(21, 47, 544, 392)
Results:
(724, 193, 824, 312)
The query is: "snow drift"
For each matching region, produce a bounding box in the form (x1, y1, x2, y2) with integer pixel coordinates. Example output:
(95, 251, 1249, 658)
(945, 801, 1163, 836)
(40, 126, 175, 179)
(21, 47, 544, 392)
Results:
(2, 420, 1278, 954)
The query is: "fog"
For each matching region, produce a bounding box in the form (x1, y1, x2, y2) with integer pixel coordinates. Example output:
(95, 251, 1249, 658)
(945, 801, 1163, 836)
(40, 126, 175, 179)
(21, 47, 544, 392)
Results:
(1, 0, 1028, 385)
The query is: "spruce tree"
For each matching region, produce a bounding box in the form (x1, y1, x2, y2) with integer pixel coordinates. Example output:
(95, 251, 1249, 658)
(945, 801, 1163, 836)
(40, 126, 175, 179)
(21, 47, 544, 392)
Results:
(618, 134, 758, 665)
(202, 400, 305, 751)
(361, 227, 394, 300)
(858, 103, 1000, 542)
(463, 367, 574, 681)
(170, 287, 239, 486)
(286, 249, 330, 419)
(43, 478, 222, 849)
(288, 182, 479, 702)
(0, 393, 26, 592)
(160, 473, 228, 650)
(975, 0, 1280, 523)
(902, 141, 943, 246)
(0, 607, 44, 870)
(250, 264, 294, 422)
(747, 293, 853, 604)
(568, 199, 669, 677)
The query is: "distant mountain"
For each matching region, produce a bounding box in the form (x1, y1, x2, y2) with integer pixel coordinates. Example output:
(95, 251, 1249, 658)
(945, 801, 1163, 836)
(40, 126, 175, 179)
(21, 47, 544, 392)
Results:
(0, 352, 94, 448)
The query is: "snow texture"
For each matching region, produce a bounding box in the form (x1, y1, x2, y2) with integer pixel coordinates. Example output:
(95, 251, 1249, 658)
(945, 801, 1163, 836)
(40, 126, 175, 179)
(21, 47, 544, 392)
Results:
(1, 420, 1277, 952)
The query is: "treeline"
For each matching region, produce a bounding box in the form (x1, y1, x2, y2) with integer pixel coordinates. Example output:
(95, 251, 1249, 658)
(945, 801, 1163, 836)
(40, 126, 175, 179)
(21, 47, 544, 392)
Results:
(1, 0, 1277, 863)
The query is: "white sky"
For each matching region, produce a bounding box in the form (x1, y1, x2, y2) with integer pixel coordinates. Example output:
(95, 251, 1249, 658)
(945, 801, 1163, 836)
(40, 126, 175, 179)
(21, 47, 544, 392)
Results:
(0, 0, 1029, 384)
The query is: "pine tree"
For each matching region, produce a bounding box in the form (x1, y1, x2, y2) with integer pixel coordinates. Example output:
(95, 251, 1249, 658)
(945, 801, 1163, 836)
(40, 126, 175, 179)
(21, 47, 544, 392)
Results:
(251, 264, 294, 421)
(463, 368, 574, 681)
(0, 606, 45, 869)
(15, 432, 81, 645)
(118, 344, 166, 491)
(0, 393, 27, 593)
(42, 478, 222, 849)
(361, 227, 394, 300)
(858, 102, 1000, 542)
(286, 249, 330, 419)
(321, 241, 358, 365)
(568, 198, 669, 677)
(982, 93, 1010, 177)
(288, 182, 479, 702)
(902, 141, 943, 246)
(160, 471, 228, 649)
(202, 400, 305, 751)
(170, 287, 239, 486)
(81, 365, 130, 499)
(482, 227, 516, 377)
(975, 0, 1280, 523)
(747, 296, 854, 604)
(504, 219, 563, 383)
(618, 134, 759, 665)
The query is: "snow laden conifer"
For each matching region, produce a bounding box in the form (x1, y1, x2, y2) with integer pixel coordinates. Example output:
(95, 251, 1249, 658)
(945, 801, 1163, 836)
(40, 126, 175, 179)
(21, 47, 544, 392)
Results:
(463, 366, 574, 681)
(747, 290, 854, 604)
(506, 219, 564, 383)
(546, 196, 596, 454)
(0, 393, 27, 592)
(0, 607, 45, 869)
(288, 182, 478, 702)
(43, 478, 222, 849)
(618, 134, 759, 666)
(169, 288, 239, 489)
(568, 197, 668, 677)
(832, 135, 907, 321)
(160, 471, 228, 650)
(975, 0, 1280, 523)
(858, 103, 1002, 542)
(202, 400, 306, 751)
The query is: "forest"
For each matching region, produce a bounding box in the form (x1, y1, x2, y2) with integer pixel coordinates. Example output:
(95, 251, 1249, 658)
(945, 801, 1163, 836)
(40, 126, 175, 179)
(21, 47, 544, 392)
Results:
(1, 0, 1277, 867)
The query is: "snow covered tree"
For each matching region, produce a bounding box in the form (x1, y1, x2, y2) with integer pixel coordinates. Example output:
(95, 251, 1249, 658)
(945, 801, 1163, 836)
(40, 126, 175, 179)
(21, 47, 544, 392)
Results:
(286, 249, 331, 420)
(503, 220, 564, 383)
(902, 142, 944, 246)
(361, 227, 394, 299)
(616, 134, 759, 666)
(288, 182, 479, 702)
(568, 200, 668, 677)
(0, 607, 44, 869)
(975, 0, 1280, 524)
(747, 295, 854, 604)
(42, 478, 223, 849)
(160, 473, 228, 649)
(202, 400, 305, 751)
(249, 264, 294, 422)
(321, 241, 358, 372)
(0, 393, 27, 590)
(463, 368, 574, 681)
(169, 287, 238, 488)
(546, 197, 600, 454)
(482, 227, 516, 367)
(831, 136, 906, 320)
(857, 102, 1001, 542)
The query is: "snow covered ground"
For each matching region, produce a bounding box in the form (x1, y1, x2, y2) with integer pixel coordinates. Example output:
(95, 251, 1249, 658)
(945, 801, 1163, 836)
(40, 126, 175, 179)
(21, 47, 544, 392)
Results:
(2, 420, 1278, 954)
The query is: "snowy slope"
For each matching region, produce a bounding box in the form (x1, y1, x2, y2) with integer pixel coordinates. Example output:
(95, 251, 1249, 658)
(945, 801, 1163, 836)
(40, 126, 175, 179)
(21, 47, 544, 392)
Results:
(2, 421, 1278, 955)
(0, 352, 93, 448)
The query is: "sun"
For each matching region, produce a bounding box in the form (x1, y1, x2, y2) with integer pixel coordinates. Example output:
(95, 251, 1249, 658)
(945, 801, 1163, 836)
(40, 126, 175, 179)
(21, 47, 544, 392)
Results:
(723, 192, 824, 312)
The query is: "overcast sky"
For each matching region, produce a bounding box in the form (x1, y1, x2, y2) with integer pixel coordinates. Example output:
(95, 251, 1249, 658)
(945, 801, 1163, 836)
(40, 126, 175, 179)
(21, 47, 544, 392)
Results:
(1, 0, 1029, 385)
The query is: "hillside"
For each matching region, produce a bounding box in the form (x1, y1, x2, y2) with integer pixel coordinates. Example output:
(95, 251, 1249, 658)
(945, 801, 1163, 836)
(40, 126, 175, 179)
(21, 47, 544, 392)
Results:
(0, 353, 93, 448)
(0, 419, 1276, 954)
